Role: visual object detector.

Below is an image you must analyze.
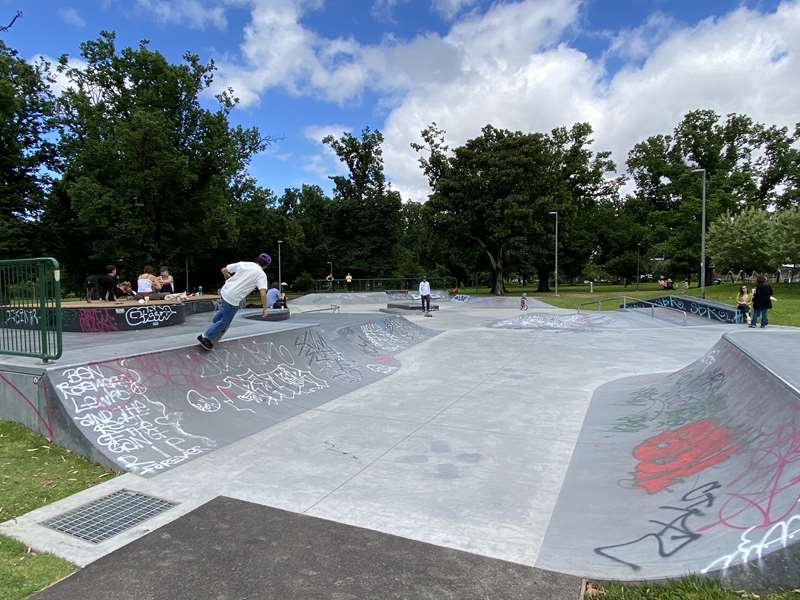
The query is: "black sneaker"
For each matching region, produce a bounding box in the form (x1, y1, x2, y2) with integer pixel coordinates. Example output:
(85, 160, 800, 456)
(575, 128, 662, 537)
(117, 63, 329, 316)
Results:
(197, 335, 213, 350)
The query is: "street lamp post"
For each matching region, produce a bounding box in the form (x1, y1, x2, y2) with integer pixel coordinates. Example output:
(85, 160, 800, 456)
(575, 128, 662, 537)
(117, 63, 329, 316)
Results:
(692, 168, 707, 299)
(277, 240, 283, 291)
(549, 211, 559, 297)
(636, 243, 641, 291)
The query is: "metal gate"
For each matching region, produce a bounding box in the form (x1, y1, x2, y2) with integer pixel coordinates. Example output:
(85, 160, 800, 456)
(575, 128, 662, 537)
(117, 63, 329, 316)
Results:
(0, 257, 63, 362)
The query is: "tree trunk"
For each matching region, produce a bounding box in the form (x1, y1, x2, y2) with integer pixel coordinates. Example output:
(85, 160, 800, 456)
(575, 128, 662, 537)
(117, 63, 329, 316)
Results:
(491, 258, 505, 295)
(537, 267, 551, 292)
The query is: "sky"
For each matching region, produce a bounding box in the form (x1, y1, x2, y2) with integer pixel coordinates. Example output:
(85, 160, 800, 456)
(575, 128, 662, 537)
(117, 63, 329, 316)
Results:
(2, 0, 799, 201)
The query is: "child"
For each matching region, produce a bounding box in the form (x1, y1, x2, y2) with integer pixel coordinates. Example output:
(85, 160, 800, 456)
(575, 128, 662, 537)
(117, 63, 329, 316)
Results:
(520, 293, 528, 311)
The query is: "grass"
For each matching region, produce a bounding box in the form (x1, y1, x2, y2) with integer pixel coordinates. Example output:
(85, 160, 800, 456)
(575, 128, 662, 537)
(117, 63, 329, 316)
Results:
(0, 420, 114, 600)
(586, 576, 800, 599)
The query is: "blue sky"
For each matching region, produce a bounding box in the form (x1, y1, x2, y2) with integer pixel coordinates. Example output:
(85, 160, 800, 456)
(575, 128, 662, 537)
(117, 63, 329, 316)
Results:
(2, 0, 796, 200)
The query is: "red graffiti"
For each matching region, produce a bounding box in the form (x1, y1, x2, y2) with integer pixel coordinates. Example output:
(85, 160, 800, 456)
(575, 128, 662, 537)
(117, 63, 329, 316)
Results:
(79, 309, 119, 332)
(633, 418, 741, 494)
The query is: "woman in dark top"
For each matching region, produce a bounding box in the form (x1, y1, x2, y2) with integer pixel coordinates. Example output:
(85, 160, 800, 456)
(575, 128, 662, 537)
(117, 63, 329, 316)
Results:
(750, 275, 774, 328)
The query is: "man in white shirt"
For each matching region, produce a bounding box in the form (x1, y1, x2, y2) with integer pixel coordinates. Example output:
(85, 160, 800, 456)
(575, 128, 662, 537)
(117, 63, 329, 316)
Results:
(419, 277, 431, 313)
(197, 253, 271, 350)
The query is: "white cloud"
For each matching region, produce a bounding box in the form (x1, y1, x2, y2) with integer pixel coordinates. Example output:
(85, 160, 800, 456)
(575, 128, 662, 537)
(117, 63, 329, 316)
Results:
(135, 0, 230, 30)
(431, 0, 477, 21)
(213, 0, 800, 202)
(382, 1, 800, 201)
(59, 7, 87, 28)
(371, 0, 409, 22)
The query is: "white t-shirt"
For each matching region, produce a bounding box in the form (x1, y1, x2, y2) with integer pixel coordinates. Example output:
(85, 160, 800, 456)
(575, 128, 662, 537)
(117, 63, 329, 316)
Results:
(220, 262, 268, 305)
(137, 277, 153, 293)
(419, 280, 431, 296)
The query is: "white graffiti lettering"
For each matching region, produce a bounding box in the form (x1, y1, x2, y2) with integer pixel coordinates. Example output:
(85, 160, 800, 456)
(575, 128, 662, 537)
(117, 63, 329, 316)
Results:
(702, 514, 800, 573)
(124, 305, 177, 327)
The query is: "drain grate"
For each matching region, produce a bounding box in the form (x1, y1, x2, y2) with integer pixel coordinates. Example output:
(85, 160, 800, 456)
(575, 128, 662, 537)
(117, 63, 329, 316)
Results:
(42, 489, 176, 544)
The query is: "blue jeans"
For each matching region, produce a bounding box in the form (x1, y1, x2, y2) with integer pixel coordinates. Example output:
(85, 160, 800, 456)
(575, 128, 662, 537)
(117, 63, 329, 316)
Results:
(752, 307, 768, 327)
(203, 299, 239, 343)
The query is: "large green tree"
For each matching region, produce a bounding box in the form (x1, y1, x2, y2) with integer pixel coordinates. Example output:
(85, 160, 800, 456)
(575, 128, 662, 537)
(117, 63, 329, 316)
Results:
(322, 127, 402, 277)
(0, 41, 56, 257)
(48, 32, 266, 284)
(706, 207, 776, 274)
(415, 122, 617, 294)
(622, 109, 799, 283)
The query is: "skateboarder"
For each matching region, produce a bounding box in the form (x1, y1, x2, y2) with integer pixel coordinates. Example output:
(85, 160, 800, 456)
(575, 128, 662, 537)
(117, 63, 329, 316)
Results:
(197, 253, 271, 350)
(419, 277, 431, 315)
(520, 293, 528, 310)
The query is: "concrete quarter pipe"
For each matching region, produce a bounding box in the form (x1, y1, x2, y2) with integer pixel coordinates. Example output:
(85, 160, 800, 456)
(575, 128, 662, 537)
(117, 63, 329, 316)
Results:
(41, 314, 436, 476)
(538, 330, 800, 588)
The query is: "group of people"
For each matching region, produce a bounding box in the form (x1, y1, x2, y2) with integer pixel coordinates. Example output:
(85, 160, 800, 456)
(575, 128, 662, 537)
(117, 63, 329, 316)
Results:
(735, 275, 775, 327)
(96, 264, 175, 301)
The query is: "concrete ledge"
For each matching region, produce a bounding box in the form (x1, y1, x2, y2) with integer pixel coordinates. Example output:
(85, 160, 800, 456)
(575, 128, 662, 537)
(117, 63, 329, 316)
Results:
(386, 302, 439, 312)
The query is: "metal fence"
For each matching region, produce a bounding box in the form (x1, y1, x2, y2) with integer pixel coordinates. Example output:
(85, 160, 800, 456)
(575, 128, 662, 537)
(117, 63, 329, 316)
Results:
(313, 276, 457, 293)
(0, 257, 63, 362)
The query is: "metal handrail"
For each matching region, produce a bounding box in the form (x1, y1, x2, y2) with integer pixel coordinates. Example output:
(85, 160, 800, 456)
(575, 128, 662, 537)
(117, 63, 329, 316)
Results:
(576, 296, 687, 326)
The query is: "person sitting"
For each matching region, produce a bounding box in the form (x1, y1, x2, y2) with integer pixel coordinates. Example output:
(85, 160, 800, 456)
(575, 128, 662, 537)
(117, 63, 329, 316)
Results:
(735, 285, 751, 325)
(136, 265, 161, 295)
(96, 264, 118, 301)
(267, 281, 282, 309)
(158, 266, 174, 294)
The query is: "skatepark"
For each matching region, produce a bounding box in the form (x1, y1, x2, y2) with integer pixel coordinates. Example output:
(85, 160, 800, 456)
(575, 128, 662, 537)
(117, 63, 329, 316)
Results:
(1, 291, 799, 598)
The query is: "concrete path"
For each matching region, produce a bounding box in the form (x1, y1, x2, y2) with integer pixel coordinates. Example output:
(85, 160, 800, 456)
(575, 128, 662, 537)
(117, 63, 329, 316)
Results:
(31, 497, 582, 600)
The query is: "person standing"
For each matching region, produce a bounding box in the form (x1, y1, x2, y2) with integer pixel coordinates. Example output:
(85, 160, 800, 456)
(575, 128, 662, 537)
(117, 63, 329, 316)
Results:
(137, 265, 161, 294)
(197, 253, 271, 350)
(750, 275, 774, 329)
(735, 285, 751, 325)
(520, 292, 528, 311)
(419, 277, 431, 313)
(345, 272, 353, 291)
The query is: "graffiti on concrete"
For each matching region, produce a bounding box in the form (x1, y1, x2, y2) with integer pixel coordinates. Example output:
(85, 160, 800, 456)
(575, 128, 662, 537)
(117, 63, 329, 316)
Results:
(125, 304, 177, 328)
(217, 365, 327, 408)
(294, 328, 362, 383)
(595, 481, 721, 571)
(3, 308, 39, 327)
(633, 419, 741, 494)
(451, 294, 470, 302)
(55, 364, 217, 476)
(702, 514, 800, 573)
(366, 363, 398, 374)
(79, 309, 120, 332)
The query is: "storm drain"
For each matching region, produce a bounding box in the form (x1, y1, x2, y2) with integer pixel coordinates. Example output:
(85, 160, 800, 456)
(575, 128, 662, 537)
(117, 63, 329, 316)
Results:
(41, 490, 177, 544)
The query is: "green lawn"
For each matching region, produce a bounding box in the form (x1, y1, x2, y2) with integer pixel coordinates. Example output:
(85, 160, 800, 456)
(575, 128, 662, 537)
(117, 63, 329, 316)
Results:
(586, 576, 800, 599)
(0, 420, 114, 600)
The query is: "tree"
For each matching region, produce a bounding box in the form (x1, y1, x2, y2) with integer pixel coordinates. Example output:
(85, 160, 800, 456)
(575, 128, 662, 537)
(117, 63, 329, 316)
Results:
(50, 32, 267, 282)
(623, 109, 799, 283)
(707, 208, 776, 274)
(0, 41, 56, 257)
(415, 122, 618, 294)
(773, 208, 800, 267)
(322, 127, 402, 276)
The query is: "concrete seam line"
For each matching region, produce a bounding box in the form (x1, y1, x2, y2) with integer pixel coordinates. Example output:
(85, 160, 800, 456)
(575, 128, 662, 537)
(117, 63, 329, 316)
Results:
(301, 364, 506, 514)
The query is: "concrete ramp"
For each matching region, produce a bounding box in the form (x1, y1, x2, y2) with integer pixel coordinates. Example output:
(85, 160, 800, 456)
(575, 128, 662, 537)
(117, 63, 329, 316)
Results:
(538, 330, 800, 586)
(42, 315, 436, 477)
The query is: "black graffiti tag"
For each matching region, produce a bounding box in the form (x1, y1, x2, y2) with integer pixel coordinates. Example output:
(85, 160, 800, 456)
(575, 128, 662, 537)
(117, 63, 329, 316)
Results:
(594, 481, 721, 571)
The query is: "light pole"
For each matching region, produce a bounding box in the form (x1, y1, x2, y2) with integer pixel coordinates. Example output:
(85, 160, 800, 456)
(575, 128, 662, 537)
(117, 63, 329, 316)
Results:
(636, 243, 641, 291)
(549, 211, 559, 297)
(277, 240, 283, 291)
(692, 168, 707, 298)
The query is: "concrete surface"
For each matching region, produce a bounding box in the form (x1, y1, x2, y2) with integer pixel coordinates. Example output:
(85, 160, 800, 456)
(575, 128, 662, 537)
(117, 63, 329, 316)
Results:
(2, 295, 798, 593)
(31, 496, 582, 600)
